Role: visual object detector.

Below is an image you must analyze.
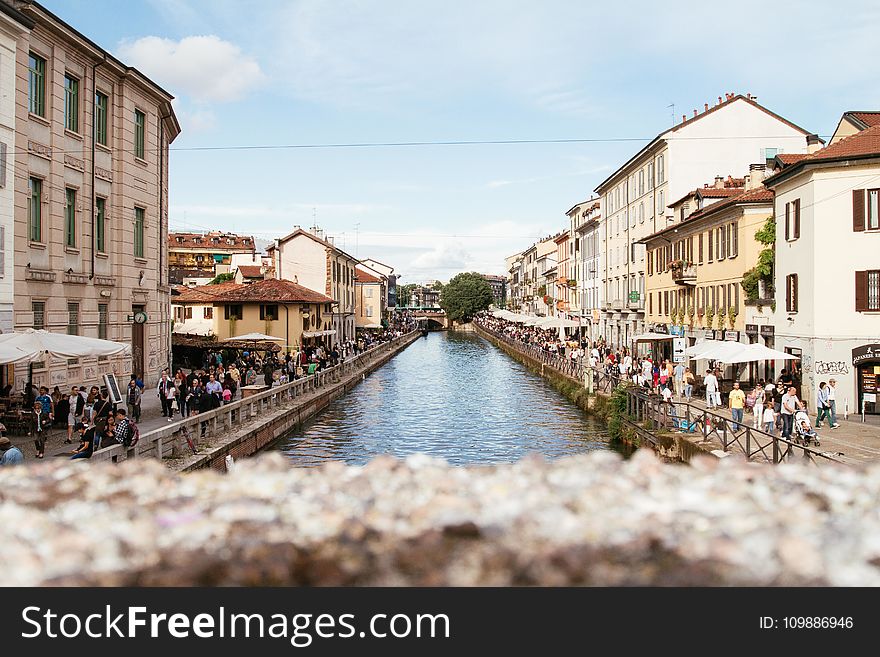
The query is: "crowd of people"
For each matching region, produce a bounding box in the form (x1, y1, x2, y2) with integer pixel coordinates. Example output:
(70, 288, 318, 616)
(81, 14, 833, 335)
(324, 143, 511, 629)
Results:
(476, 311, 839, 442)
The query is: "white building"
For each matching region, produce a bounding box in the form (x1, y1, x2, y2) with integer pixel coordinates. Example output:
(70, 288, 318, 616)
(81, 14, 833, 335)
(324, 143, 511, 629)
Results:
(594, 93, 817, 349)
(269, 226, 357, 345)
(574, 200, 602, 340)
(763, 122, 880, 418)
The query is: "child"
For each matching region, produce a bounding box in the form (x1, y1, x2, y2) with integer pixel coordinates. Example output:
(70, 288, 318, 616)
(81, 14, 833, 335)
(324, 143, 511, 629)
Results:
(762, 401, 776, 435)
(222, 385, 232, 405)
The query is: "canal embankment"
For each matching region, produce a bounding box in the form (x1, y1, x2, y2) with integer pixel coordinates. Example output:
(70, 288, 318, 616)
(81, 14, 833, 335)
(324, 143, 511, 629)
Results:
(89, 331, 422, 471)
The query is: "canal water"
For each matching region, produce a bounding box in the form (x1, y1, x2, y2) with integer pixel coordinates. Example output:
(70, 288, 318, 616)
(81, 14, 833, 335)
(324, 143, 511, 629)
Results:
(276, 331, 615, 467)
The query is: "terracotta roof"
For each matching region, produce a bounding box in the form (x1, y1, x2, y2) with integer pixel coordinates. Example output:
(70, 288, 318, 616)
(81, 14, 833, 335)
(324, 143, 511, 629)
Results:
(775, 153, 809, 165)
(173, 281, 242, 303)
(169, 232, 255, 251)
(213, 278, 333, 304)
(354, 268, 382, 284)
(237, 265, 263, 278)
(669, 182, 745, 208)
(644, 187, 774, 243)
(273, 228, 357, 261)
(765, 124, 880, 185)
(846, 111, 880, 129)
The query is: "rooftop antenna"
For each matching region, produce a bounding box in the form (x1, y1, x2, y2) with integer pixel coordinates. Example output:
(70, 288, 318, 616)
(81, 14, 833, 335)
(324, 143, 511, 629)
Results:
(667, 102, 675, 126)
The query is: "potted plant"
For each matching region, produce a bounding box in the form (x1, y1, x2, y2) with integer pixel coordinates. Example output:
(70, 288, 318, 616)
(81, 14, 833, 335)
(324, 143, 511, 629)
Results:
(705, 306, 715, 328)
(716, 308, 726, 330)
(728, 305, 738, 329)
(687, 304, 695, 327)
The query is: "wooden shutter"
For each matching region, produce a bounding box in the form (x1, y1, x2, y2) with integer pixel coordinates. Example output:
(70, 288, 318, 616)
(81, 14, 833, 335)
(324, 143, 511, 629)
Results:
(794, 199, 801, 239)
(792, 274, 798, 312)
(648, 249, 653, 275)
(698, 232, 703, 263)
(853, 189, 866, 231)
(731, 222, 738, 257)
(785, 202, 790, 240)
(708, 230, 713, 260)
(855, 271, 868, 311)
(0, 226, 4, 277)
(786, 275, 792, 311)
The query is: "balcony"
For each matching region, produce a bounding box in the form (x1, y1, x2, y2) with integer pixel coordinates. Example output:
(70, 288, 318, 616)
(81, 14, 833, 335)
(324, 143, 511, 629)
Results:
(611, 299, 625, 310)
(670, 262, 697, 286)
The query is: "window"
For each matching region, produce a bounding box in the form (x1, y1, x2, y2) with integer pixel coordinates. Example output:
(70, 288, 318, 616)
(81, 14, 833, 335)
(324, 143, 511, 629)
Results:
(68, 302, 80, 335)
(28, 53, 45, 116)
(224, 305, 243, 320)
(65, 188, 77, 248)
(719, 225, 727, 260)
(638, 170, 644, 196)
(32, 301, 45, 330)
(204, 307, 213, 320)
(184, 307, 193, 320)
(854, 189, 880, 231)
(657, 190, 664, 216)
(657, 155, 665, 184)
(708, 227, 713, 261)
(856, 270, 880, 311)
(95, 91, 108, 146)
(96, 197, 106, 252)
(365, 287, 373, 298)
(28, 178, 42, 242)
(366, 306, 373, 318)
(134, 207, 145, 258)
(259, 304, 278, 320)
(785, 199, 800, 240)
(64, 74, 79, 132)
(729, 222, 738, 258)
(647, 163, 654, 189)
(647, 250, 653, 276)
(98, 303, 108, 339)
(762, 147, 779, 160)
(639, 202, 644, 223)
(134, 109, 146, 158)
(785, 274, 798, 313)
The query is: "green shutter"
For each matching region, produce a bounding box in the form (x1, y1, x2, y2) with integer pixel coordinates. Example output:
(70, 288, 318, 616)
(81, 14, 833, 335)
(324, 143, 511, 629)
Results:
(96, 197, 106, 252)
(64, 75, 79, 132)
(65, 188, 76, 247)
(29, 178, 42, 242)
(135, 110, 145, 158)
(28, 54, 45, 117)
(95, 92, 108, 146)
(134, 207, 145, 258)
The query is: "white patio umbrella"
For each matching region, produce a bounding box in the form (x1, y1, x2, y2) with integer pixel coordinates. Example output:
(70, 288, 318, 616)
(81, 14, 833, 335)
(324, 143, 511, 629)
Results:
(536, 317, 581, 329)
(0, 329, 131, 366)
(684, 339, 724, 358)
(718, 342, 801, 364)
(689, 340, 749, 362)
(224, 333, 285, 342)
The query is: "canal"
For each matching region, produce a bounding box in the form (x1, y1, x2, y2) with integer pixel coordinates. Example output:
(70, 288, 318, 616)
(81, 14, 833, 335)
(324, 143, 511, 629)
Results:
(276, 330, 615, 466)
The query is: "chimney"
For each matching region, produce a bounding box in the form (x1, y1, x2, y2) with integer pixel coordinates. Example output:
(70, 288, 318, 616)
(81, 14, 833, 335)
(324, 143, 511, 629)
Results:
(714, 175, 724, 189)
(682, 114, 687, 123)
(693, 109, 698, 117)
(718, 96, 722, 105)
(807, 133, 823, 154)
(704, 103, 709, 112)
(747, 164, 766, 190)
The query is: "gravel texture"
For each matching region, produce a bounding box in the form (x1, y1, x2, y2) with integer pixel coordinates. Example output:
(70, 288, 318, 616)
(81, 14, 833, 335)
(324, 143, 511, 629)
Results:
(1, 451, 879, 586)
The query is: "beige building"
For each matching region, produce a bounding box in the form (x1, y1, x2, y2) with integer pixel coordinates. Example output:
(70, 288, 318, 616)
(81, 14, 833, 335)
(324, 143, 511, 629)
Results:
(829, 111, 880, 145)
(269, 226, 357, 345)
(553, 230, 571, 317)
(168, 231, 255, 283)
(171, 281, 239, 337)
(354, 266, 385, 328)
(12, 0, 180, 389)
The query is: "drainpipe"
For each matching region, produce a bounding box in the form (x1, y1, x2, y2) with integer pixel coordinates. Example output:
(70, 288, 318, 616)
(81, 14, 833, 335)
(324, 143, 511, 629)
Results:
(90, 56, 107, 279)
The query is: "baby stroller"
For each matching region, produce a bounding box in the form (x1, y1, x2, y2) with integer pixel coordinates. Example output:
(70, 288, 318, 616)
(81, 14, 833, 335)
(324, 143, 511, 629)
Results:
(794, 411, 820, 446)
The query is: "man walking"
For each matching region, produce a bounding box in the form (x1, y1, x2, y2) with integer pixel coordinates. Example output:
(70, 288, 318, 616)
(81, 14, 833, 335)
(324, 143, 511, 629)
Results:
(673, 361, 685, 399)
(827, 379, 840, 428)
(0, 435, 23, 466)
(157, 370, 173, 417)
(728, 381, 746, 431)
(780, 386, 803, 440)
(126, 379, 142, 422)
(704, 369, 719, 409)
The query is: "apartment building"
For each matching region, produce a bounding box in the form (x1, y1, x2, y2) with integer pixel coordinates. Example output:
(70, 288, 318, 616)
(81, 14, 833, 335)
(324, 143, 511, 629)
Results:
(480, 273, 506, 307)
(594, 93, 815, 349)
(269, 226, 358, 345)
(355, 266, 386, 329)
(13, 0, 180, 389)
(553, 230, 570, 317)
(763, 122, 880, 416)
(505, 252, 523, 310)
(168, 231, 255, 283)
(574, 200, 602, 340)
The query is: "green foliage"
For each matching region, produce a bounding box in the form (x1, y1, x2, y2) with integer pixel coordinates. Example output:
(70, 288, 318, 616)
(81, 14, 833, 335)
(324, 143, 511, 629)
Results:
(208, 272, 235, 285)
(741, 216, 776, 301)
(537, 284, 547, 297)
(397, 283, 417, 306)
(440, 272, 494, 322)
(754, 216, 775, 245)
(606, 383, 629, 441)
(428, 280, 445, 291)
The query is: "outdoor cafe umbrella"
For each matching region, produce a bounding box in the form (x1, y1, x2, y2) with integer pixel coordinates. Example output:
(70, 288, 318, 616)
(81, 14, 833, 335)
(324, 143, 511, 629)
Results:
(224, 332, 285, 353)
(715, 342, 800, 365)
(0, 329, 131, 365)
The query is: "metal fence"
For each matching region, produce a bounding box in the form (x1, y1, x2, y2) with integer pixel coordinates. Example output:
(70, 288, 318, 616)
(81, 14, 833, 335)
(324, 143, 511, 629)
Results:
(91, 330, 420, 463)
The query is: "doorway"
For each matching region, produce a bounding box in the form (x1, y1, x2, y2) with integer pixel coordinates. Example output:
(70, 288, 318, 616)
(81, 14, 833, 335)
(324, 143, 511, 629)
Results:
(132, 304, 145, 379)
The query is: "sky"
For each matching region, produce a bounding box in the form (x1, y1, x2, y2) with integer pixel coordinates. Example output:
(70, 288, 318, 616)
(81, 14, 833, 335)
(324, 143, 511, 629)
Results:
(45, 0, 880, 283)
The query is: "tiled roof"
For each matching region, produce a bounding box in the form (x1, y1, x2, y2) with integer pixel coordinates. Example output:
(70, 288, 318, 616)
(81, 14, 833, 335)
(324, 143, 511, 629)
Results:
(670, 182, 745, 208)
(273, 228, 357, 261)
(213, 278, 333, 304)
(237, 265, 263, 278)
(775, 153, 809, 165)
(354, 268, 382, 284)
(173, 281, 242, 303)
(645, 187, 773, 242)
(847, 111, 880, 129)
(801, 123, 880, 162)
(169, 232, 255, 251)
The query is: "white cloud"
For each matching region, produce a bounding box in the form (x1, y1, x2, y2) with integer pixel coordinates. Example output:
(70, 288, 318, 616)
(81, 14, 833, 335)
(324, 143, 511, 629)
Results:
(116, 35, 265, 102)
(174, 106, 217, 132)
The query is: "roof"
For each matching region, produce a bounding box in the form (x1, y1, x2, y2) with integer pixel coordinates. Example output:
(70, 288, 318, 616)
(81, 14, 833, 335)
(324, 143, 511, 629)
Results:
(213, 278, 334, 304)
(237, 265, 263, 278)
(274, 228, 357, 261)
(669, 184, 745, 209)
(354, 268, 383, 284)
(774, 153, 809, 165)
(764, 123, 880, 186)
(594, 94, 814, 192)
(173, 281, 242, 304)
(642, 187, 774, 243)
(845, 111, 880, 130)
(169, 232, 255, 251)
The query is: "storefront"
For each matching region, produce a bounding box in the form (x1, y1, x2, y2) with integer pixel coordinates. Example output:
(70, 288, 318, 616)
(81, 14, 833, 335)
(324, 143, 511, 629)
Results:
(853, 344, 880, 415)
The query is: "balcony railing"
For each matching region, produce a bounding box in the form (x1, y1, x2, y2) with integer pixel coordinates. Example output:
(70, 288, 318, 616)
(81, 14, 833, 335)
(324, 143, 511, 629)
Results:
(671, 263, 697, 285)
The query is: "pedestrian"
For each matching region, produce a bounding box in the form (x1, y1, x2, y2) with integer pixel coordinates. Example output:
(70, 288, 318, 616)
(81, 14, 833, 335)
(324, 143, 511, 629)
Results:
(684, 367, 695, 401)
(0, 435, 23, 466)
(728, 381, 746, 431)
(30, 400, 46, 459)
(816, 381, 832, 428)
(827, 379, 840, 428)
(70, 422, 96, 460)
(164, 378, 178, 421)
(66, 385, 84, 443)
(91, 390, 113, 436)
(112, 409, 132, 447)
(704, 369, 719, 409)
(780, 386, 803, 440)
(673, 361, 685, 399)
(750, 383, 765, 429)
(126, 379, 142, 423)
(762, 401, 776, 435)
(157, 370, 173, 418)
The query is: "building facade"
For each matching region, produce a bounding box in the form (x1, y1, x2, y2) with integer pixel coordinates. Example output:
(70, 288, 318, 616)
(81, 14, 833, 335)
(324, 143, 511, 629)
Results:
(575, 200, 602, 340)
(763, 123, 880, 416)
(168, 231, 255, 284)
(481, 273, 506, 307)
(13, 0, 180, 390)
(270, 227, 357, 345)
(354, 266, 386, 328)
(594, 93, 815, 349)
(505, 252, 523, 310)
(553, 231, 570, 318)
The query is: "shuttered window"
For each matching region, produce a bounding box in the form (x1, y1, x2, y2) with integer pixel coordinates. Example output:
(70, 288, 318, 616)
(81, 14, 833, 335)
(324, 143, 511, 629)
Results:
(856, 270, 880, 311)
(647, 249, 653, 275)
(729, 222, 738, 258)
(869, 190, 880, 231)
(698, 233, 703, 264)
(134, 207, 145, 258)
(64, 74, 79, 132)
(28, 53, 45, 117)
(786, 274, 798, 313)
(135, 109, 146, 159)
(65, 189, 77, 248)
(719, 225, 726, 260)
(95, 92, 109, 146)
(785, 199, 801, 240)
(708, 229, 713, 261)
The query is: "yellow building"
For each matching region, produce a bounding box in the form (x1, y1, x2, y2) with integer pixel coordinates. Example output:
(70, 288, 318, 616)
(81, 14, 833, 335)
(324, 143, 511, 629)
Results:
(355, 267, 386, 329)
(642, 179, 773, 344)
(210, 278, 335, 350)
(168, 232, 256, 283)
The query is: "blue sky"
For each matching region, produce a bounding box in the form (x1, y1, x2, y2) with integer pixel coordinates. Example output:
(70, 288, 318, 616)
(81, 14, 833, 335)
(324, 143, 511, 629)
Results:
(47, 0, 880, 283)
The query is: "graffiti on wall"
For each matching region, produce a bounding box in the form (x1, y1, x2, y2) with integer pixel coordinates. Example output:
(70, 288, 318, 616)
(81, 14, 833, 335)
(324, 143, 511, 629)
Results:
(801, 354, 813, 374)
(815, 360, 850, 375)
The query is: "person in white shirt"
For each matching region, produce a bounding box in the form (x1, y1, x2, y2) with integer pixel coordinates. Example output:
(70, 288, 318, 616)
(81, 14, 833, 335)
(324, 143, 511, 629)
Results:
(762, 402, 776, 435)
(827, 378, 840, 428)
(780, 387, 803, 439)
(704, 369, 719, 408)
(661, 386, 673, 403)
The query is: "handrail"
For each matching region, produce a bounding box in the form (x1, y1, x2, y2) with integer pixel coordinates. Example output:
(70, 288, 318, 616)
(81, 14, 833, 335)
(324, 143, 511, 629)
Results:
(91, 330, 420, 463)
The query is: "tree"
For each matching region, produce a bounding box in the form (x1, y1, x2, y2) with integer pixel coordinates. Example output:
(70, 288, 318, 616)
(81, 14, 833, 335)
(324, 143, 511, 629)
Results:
(397, 283, 417, 307)
(208, 272, 235, 285)
(440, 272, 493, 323)
(429, 280, 445, 291)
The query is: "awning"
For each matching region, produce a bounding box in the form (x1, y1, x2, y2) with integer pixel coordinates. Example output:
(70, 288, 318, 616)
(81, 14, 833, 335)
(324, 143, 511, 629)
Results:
(632, 332, 675, 342)
(0, 329, 131, 365)
(302, 330, 337, 338)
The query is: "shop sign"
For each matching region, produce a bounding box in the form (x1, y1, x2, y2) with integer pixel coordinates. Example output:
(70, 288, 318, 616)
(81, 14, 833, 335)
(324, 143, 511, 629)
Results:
(703, 329, 715, 340)
(724, 330, 740, 342)
(760, 325, 775, 337)
(745, 324, 758, 336)
(668, 325, 685, 336)
(672, 337, 687, 363)
(852, 344, 880, 366)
